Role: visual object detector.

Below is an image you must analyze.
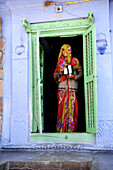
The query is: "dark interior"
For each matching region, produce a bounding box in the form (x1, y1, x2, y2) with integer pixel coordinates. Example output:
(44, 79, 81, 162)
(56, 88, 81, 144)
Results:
(40, 36, 86, 133)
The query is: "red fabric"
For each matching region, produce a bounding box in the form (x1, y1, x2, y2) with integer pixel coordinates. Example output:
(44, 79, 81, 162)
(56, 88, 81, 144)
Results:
(54, 57, 81, 83)
(54, 51, 81, 132)
(56, 88, 78, 132)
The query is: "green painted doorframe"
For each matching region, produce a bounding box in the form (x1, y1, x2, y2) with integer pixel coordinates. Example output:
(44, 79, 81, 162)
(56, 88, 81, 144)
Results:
(22, 12, 97, 143)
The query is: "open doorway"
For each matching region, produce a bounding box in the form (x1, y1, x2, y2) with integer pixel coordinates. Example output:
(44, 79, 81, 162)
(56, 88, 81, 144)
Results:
(40, 36, 86, 133)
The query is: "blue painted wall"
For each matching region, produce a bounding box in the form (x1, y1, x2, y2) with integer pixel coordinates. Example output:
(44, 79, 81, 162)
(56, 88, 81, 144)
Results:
(0, 0, 113, 145)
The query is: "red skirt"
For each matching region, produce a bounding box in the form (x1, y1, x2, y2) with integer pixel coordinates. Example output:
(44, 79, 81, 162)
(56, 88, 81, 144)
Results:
(56, 88, 78, 132)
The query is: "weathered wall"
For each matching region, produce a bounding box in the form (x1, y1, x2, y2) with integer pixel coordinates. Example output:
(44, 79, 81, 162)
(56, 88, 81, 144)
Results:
(0, 36, 5, 137)
(0, 2, 12, 143)
(0, 0, 113, 145)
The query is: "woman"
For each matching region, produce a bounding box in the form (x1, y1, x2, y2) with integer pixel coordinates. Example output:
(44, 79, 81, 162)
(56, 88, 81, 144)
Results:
(54, 44, 82, 132)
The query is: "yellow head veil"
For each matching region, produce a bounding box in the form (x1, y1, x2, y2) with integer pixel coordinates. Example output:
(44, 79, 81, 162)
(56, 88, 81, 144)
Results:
(58, 44, 72, 64)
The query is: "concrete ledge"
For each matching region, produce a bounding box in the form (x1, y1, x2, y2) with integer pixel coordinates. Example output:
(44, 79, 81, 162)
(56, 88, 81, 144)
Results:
(0, 143, 113, 152)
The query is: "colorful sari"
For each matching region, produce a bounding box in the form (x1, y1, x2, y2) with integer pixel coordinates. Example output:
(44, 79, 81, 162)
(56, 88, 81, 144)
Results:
(54, 44, 82, 132)
(57, 85, 78, 132)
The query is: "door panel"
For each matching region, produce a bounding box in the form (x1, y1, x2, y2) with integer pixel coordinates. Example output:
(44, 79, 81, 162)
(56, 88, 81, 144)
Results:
(83, 24, 98, 133)
(29, 32, 42, 133)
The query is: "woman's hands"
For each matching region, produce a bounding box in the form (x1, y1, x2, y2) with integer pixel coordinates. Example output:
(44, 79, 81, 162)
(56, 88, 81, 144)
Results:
(66, 74, 77, 80)
(59, 67, 78, 80)
(66, 74, 74, 79)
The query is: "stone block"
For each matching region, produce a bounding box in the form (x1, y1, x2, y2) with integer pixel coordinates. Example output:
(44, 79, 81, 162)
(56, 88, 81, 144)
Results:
(0, 161, 92, 170)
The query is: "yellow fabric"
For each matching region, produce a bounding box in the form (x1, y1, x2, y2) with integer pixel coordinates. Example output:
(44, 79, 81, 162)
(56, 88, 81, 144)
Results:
(58, 44, 72, 64)
(73, 57, 82, 70)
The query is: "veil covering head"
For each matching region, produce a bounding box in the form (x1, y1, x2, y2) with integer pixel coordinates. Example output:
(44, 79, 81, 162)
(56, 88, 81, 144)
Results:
(58, 44, 72, 64)
(54, 44, 82, 83)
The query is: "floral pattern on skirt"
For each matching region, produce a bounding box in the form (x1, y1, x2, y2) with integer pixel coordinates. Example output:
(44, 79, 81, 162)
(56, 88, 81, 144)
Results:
(56, 89, 78, 132)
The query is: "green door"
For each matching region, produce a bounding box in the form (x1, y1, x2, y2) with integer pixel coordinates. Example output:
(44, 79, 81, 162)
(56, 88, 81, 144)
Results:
(30, 24, 98, 134)
(24, 14, 98, 140)
(29, 32, 43, 133)
(83, 24, 98, 133)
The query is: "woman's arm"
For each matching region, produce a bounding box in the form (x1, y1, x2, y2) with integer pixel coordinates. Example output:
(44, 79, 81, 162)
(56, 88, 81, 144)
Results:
(74, 69, 82, 80)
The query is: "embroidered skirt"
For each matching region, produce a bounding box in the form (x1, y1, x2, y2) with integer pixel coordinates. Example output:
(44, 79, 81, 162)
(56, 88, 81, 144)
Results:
(56, 89, 78, 132)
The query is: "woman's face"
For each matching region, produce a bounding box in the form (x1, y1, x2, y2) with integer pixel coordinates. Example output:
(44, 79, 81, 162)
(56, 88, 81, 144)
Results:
(62, 50, 67, 57)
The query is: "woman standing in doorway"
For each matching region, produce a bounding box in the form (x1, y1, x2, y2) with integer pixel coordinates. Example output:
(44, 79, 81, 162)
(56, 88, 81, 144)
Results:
(54, 44, 82, 132)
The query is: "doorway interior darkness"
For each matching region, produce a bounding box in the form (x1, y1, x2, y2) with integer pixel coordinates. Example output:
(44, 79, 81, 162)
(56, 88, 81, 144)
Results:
(40, 36, 86, 133)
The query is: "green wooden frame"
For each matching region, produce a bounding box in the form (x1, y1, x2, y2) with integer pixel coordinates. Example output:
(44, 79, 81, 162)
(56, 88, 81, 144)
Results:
(83, 24, 98, 133)
(22, 12, 97, 143)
